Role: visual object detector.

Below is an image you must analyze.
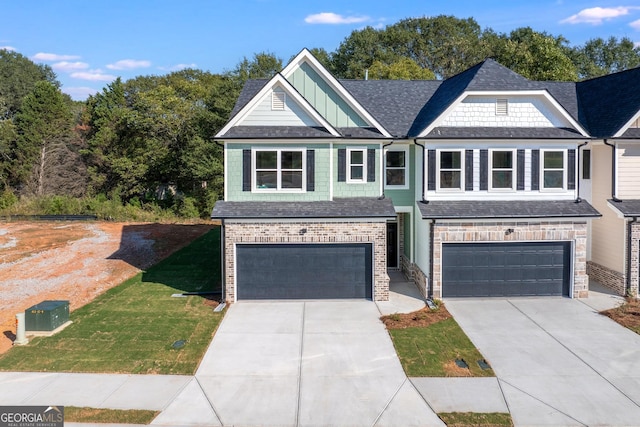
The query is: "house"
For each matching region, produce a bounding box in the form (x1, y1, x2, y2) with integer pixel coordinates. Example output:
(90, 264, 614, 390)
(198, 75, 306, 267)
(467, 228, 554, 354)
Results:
(212, 48, 640, 303)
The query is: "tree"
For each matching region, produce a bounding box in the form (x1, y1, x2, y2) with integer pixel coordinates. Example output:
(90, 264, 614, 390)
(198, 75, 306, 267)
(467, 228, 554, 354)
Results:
(570, 37, 640, 79)
(231, 52, 283, 82)
(331, 26, 393, 79)
(368, 57, 435, 80)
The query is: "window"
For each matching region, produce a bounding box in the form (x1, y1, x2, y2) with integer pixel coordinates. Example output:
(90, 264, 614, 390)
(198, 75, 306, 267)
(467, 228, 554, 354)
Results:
(490, 150, 515, 190)
(542, 150, 565, 190)
(254, 149, 304, 191)
(271, 91, 285, 110)
(582, 149, 591, 180)
(496, 98, 508, 116)
(438, 150, 463, 190)
(347, 148, 367, 183)
(385, 148, 408, 188)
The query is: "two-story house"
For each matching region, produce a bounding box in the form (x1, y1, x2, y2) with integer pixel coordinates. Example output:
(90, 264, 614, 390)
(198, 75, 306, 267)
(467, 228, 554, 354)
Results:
(212, 49, 617, 303)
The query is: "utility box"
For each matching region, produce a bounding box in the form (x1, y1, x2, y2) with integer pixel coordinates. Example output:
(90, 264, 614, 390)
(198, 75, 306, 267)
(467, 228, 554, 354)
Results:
(25, 300, 69, 332)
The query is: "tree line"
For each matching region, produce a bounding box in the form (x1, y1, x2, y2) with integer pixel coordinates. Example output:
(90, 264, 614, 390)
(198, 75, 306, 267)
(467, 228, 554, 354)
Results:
(1, 15, 638, 218)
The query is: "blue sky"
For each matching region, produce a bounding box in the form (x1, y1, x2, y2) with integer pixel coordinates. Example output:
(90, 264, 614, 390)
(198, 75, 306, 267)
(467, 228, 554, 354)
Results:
(2, 0, 640, 100)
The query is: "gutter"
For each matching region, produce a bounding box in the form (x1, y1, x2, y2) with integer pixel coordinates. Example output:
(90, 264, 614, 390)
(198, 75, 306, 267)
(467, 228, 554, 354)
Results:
(603, 139, 622, 202)
(576, 141, 588, 202)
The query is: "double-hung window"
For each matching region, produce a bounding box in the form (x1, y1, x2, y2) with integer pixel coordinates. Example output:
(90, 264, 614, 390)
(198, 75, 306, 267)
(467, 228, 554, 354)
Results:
(438, 150, 463, 190)
(490, 149, 515, 190)
(254, 149, 304, 191)
(385, 147, 408, 188)
(542, 150, 565, 190)
(347, 148, 367, 183)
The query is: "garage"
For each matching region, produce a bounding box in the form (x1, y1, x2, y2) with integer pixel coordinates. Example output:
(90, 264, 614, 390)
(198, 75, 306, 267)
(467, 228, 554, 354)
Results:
(442, 241, 571, 297)
(235, 243, 373, 300)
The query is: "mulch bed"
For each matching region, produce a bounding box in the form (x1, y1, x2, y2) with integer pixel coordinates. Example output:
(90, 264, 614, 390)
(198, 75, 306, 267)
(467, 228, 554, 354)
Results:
(601, 298, 640, 333)
(381, 304, 452, 329)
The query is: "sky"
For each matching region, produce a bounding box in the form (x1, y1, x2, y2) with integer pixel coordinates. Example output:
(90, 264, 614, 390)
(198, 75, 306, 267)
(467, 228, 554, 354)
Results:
(2, 0, 640, 101)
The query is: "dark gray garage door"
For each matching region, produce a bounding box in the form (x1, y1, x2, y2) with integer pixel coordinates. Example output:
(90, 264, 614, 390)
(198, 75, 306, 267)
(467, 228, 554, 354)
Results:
(236, 243, 372, 300)
(442, 242, 570, 297)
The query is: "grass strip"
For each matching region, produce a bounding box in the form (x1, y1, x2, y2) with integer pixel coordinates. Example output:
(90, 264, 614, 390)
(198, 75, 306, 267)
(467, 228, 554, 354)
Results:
(65, 407, 159, 424)
(438, 411, 513, 426)
(0, 228, 223, 375)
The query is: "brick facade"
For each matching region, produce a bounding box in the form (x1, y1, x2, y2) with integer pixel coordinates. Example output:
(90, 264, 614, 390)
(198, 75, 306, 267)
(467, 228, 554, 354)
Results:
(430, 221, 589, 299)
(223, 221, 389, 302)
(630, 222, 640, 297)
(587, 261, 625, 295)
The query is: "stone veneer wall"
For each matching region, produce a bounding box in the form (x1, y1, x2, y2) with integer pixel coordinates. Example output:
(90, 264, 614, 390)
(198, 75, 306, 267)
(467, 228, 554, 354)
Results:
(223, 221, 389, 302)
(431, 221, 589, 299)
(587, 262, 625, 295)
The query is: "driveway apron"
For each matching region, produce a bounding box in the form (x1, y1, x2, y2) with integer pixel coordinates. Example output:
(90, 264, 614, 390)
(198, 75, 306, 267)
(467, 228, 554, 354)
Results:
(191, 300, 444, 427)
(446, 298, 640, 427)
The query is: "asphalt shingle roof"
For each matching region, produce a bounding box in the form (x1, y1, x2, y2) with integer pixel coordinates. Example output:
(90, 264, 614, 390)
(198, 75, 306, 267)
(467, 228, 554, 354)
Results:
(425, 127, 585, 139)
(608, 199, 640, 217)
(417, 199, 601, 219)
(211, 197, 397, 219)
(222, 126, 334, 139)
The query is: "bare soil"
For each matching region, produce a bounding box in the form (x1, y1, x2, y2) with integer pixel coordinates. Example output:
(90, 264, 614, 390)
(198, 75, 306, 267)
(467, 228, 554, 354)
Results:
(601, 298, 640, 334)
(0, 221, 216, 354)
(380, 304, 452, 329)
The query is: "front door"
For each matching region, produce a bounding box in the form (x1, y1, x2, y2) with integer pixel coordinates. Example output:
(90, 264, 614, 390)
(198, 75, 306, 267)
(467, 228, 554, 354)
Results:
(387, 222, 398, 269)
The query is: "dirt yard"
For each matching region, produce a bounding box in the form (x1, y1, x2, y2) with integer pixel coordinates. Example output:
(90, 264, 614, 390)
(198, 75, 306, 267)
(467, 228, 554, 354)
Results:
(0, 221, 216, 354)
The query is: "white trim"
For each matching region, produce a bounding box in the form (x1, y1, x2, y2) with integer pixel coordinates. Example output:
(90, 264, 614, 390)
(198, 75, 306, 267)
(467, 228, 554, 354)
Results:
(418, 90, 590, 137)
(252, 147, 307, 192)
(436, 149, 465, 192)
(614, 109, 640, 138)
(489, 148, 517, 192)
(394, 206, 414, 263)
(216, 74, 340, 138)
(329, 142, 334, 201)
(346, 147, 368, 183)
(225, 217, 391, 224)
(281, 49, 392, 138)
(384, 145, 410, 190)
(539, 149, 567, 192)
(223, 141, 228, 201)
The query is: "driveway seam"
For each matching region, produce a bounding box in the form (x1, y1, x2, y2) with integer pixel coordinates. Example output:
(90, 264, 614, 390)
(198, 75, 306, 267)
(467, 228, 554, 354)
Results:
(370, 377, 407, 427)
(194, 376, 224, 426)
(507, 299, 640, 409)
(295, 302, 306, 427)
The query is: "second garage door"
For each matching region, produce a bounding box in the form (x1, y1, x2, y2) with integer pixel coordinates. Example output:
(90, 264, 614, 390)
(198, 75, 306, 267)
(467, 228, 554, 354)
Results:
(236, 243, 373, 300)
(442, 241, 571, 297)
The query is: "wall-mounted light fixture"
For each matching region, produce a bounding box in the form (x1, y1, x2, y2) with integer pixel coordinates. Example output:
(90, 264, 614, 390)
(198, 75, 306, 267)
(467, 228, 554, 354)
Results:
(299, 228, 307, 235)
(505, 228, 514, 236)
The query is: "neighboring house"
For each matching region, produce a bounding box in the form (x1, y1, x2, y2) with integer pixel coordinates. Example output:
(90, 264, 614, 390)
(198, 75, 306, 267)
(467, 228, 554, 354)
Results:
(212, 48, 640, 303)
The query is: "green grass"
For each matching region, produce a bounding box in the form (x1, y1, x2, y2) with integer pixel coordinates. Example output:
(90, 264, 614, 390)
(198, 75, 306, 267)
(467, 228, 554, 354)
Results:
(0, 228, 223, 374)
(65, 407, 159, 424)
(389, 318, 494, 377)
(438, 412, 513, 426)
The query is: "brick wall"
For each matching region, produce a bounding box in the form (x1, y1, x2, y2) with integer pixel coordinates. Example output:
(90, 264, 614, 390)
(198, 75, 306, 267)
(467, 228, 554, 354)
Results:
(587, 261, 625, 295)
(223, 221, 389, 302)
(431, 221, 589, 299)
(630, 222, 640, 297)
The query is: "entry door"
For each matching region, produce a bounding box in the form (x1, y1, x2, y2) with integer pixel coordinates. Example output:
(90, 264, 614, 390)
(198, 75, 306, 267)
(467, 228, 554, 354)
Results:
(387, 222, 398, 268)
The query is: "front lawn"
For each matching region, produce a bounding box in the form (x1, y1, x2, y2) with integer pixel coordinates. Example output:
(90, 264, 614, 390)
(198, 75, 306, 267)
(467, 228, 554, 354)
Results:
(65, 407, 159, 424)
(0, 228, 223, 374)
(438, 412, 513, 427)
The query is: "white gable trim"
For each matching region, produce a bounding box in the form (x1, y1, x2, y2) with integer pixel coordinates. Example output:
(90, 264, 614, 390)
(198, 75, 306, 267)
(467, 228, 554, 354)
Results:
(613, 109, 640, 138)
(418, 90, 590, 138)
(216, 73, 340, 138)
(282, 49, 392, 138)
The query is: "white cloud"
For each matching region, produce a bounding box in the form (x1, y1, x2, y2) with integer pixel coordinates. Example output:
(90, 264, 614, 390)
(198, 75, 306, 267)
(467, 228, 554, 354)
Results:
(158, 63, 198, 72)
(560, 6, 639, 25)
(63, 86, 99, 101)
(0, 46, 16, 51)
(70, 70, 117, 81)
(106, 59, 151, 70)
(305, 12, 370, 24)
(631, 19, 640, 30)
(32, 52, 81, 61)
(52, 61, 90, 72)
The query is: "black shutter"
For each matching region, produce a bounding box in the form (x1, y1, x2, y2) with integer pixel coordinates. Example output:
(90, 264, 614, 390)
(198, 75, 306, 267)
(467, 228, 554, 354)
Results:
(479, 149, 488, 191)
(367, 149, 376, 182)
(307, 150, 315, 191)
(427, 150, 436, 191)
(567, 149, 576, 190)
(517, 149, 525, 191)
(465, 149, 474, 191)
(337, 149, 346, 182)
(242, 149, 251, 191)
(531, 149, 539, 190)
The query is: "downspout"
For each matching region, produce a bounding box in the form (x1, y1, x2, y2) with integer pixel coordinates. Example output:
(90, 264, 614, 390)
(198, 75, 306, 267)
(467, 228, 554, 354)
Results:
(414, 139, 427, 203)
(220, 218, 226, 302)
(576, 141, 588, 203)
(414, 138, 434, 298)
(380, 140, 395, 198)
(603, 139, 622, 202)
(627, 217, 638, 297)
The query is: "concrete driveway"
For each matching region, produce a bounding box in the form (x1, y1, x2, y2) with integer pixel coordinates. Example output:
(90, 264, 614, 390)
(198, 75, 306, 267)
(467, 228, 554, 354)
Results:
(446, 298, 640, 427)
(155, 301, 444, 427)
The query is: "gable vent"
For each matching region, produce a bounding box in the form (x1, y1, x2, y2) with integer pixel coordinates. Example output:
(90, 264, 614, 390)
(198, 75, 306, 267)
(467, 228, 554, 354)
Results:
(631, 117, 640, 128)
(496, 98, 508, 116)
(272, 91, 286, 110)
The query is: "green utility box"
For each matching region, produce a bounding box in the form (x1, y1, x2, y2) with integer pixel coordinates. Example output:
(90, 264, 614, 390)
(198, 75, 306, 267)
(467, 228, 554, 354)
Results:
(25, 300, 69, 331)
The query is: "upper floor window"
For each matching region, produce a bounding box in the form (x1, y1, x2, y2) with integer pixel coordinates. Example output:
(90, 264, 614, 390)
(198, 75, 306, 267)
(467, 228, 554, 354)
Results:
(438, 150, 463, 190)
(582, 149, 591, 180)
(347, 148, 367, 183)
(490, 149, 515, 190)
(385, 147, 408, 188)
(542, 150, 565, 190)
(254, 149, 304, 191)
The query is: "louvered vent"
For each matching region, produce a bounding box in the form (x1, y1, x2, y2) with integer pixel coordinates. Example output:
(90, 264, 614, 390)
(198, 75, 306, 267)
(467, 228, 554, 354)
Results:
(272, 91, 286, 110)
(496, 98, 508, 116)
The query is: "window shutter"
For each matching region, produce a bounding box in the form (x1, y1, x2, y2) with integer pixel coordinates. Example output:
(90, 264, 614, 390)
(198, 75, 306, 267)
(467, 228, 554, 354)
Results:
(465, 149, 474, 191)
(427, 150, 436, 191)
(479, 149, 488, 191)
(367, 149, 376, 182)
(242, 149, 251, 191)
(307, 150, 315, 191)
(337, 148, 346, 182)
(517, 149, 525, 191)
(568, 149, 576, 190)
(531, 149, 539, 190)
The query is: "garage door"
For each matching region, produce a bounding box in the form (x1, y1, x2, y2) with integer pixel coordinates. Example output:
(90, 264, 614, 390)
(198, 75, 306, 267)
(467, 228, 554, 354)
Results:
(442, 242, 571, 297)
(236, 243, 373, 300)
